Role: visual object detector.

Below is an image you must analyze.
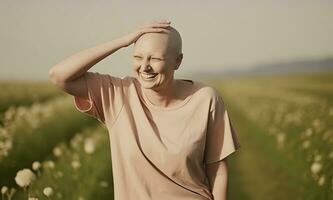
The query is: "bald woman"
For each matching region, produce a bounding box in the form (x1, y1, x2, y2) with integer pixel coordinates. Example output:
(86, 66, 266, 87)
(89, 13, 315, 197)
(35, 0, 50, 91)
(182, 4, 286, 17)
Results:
(49, 20, 240, 200)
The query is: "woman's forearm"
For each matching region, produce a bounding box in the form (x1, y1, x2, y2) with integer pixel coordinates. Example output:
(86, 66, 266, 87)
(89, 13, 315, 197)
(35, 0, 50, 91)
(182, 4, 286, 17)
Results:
(49, 37, 126, 84)
(205, 159, 229, 200)
(211, 173, 228, 200)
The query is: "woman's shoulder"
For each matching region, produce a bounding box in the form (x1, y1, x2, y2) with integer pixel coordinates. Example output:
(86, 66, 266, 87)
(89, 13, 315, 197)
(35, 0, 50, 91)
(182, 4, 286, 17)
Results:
(191, 80, 222, 99)
(192, 80, 227, 109)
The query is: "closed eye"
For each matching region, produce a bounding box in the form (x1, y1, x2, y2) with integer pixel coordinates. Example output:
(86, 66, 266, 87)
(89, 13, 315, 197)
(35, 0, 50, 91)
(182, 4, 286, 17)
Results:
(133, 56, 142, 60)
(152, 58, 163, 61)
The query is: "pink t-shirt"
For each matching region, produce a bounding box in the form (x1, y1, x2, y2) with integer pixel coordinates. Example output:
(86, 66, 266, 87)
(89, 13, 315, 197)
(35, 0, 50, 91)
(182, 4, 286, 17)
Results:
(73, 71, 241, 200)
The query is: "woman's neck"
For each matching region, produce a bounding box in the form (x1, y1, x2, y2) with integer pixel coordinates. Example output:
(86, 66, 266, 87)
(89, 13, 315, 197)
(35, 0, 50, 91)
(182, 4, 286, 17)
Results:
(143, 80, 179, 108)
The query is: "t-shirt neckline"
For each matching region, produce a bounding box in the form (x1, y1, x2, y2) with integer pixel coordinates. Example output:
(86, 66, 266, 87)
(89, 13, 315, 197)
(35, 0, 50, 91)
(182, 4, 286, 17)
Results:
(137, 79, 195, 111)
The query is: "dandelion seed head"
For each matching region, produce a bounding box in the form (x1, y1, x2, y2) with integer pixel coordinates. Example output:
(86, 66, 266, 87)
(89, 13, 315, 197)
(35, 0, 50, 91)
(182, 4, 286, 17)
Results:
(310, 162, 322, 175)
(43, 187, 53, 197)
(53, 147, 62, 157)
(318, 175, 325, 186)
(54, 170, 63, 178)
(314, 154, 322, 162)
(1, 186, 8, 194)
(302, 140, 310, 149)
(71, 160, 81, 170)
(277, 133, 285, 143)
(32, 161, 41, 171)
(305, 128, 313, 137)
(14, 168, 36, 188)
(84, 138, 95, 155)
(100, 181, 109, 188)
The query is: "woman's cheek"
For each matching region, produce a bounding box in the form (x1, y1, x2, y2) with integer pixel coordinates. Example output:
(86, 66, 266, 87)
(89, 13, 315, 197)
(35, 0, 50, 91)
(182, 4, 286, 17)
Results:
(153, 63, 167, 73)
(132, 62, 140, 72)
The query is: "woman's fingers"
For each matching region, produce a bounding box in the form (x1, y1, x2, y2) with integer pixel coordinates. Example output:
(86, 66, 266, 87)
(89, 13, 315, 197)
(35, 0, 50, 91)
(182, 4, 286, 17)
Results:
(120, 21, 171, 47)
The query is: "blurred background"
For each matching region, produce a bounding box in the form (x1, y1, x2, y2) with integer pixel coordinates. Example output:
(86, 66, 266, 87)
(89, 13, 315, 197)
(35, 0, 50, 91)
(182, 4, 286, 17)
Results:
(1, 0, 332, 199)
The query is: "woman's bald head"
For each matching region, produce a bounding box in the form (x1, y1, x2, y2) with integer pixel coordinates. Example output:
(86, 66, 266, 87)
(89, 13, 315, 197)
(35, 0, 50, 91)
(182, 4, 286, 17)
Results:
(134, 26, 182, 58)
(166, 26, 182, 56)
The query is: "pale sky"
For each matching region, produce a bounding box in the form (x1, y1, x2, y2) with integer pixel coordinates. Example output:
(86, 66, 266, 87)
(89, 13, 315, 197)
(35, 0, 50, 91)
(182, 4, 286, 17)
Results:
(1, 0, 333, 80)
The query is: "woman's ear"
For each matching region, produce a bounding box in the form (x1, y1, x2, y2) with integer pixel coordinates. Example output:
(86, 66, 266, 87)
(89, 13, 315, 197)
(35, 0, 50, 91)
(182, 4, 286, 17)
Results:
(174, 53, 183, 70)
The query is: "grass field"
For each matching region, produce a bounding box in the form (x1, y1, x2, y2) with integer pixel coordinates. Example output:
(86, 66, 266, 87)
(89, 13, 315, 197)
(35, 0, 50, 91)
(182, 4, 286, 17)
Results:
(214, 72, 333, 200)
(0, 73, 332, 200)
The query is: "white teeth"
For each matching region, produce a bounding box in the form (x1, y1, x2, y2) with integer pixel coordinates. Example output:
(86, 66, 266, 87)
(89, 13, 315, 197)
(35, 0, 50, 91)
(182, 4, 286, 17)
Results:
(141, 73, 157, 79)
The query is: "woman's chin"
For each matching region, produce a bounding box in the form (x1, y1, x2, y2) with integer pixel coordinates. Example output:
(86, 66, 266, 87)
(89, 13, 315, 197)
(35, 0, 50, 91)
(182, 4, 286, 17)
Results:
(140, 81, 157, 89)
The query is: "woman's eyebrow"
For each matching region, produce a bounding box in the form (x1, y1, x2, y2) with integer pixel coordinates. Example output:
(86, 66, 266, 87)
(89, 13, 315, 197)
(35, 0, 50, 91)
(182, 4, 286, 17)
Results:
(153, 54, 166, 58)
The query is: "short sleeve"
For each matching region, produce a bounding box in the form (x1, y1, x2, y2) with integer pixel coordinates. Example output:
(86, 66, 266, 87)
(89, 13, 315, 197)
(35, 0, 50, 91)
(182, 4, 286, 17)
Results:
(204, 95, 241, 164)
(72, 71, 124, 125)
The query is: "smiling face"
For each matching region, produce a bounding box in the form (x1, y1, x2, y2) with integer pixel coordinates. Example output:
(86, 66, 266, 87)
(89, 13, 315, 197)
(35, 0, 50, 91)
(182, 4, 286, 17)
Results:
(133, 27, 183, 92)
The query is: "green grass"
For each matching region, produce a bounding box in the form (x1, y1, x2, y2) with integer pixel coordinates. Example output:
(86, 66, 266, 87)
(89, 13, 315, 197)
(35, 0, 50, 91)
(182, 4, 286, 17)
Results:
(0, 81, 63, 114)
(209, 72, 333, 200)
(14, 124, 113, 200)
(0, 96, 98, 187)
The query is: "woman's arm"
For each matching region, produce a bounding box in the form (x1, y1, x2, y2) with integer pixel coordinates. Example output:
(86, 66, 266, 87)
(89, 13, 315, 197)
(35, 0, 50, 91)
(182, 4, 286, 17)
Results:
(205, 159, 229, 200)
(49, 38, 126, 84)
(48, 20, 171, 85)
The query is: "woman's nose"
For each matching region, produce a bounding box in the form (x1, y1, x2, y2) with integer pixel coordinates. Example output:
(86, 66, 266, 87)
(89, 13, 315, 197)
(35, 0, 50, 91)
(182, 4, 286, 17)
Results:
(140, 59, 152, 72)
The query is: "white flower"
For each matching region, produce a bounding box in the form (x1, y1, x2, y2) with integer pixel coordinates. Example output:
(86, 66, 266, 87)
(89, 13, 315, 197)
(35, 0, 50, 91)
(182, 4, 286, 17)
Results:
(43, 187, 53, 197)
(71, 160, 81, 170)
(276, 132, 285, 149)
(84, 138, 95, 154)
(55, 171, 63, 178)
(302, 140, 310, 149)
(32, 161, 41, 171)
(53, 147, 62, 157)
(312, 118, 321, 127)
(99, 181, 109, 188)
(14, 168, 36, 188)
(318, 175, 325, 186)
(1, 186, 8, 194)
(310, 162, 322, 175)
(304, 128, 313, 137)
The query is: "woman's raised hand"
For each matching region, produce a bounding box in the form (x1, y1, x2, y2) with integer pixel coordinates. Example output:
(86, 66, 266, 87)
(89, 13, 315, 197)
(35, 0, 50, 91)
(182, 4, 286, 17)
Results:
(119, 20, 171, 47)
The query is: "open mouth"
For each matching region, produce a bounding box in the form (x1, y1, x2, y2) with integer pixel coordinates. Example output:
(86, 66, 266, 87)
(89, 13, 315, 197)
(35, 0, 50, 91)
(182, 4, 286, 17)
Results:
(141, 73, 158, 80)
